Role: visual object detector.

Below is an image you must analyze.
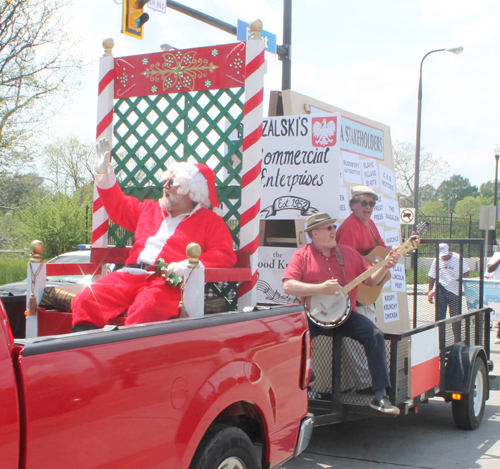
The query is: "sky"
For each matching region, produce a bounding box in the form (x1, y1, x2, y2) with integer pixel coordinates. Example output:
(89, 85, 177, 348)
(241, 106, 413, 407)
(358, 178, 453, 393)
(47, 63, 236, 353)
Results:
(48, 0, 500, 190)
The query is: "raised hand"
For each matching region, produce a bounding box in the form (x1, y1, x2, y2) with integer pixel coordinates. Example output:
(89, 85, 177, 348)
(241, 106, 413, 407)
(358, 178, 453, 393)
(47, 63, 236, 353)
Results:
(95, 138, 112, 174)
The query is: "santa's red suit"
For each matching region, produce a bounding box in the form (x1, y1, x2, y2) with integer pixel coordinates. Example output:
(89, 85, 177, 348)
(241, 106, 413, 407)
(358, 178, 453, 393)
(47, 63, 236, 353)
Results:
(72, 168, 236, 327)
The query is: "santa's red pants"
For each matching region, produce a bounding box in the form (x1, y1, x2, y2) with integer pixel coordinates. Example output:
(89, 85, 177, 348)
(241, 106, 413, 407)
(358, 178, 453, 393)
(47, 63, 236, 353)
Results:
(72, 271, 181, 327)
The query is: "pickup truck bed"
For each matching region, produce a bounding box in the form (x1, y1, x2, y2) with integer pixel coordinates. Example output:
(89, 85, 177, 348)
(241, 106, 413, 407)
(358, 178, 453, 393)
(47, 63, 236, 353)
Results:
(1, 301, 312, 469)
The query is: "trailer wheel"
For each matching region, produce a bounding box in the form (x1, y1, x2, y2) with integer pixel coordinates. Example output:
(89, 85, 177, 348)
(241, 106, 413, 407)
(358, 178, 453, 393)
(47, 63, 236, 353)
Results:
(189, 424, 259, 469)
(452, 358, 487, 430)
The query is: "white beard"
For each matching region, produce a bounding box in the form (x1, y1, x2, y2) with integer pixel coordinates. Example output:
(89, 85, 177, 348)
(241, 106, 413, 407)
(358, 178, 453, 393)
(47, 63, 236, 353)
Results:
(159, 193, 184, 213)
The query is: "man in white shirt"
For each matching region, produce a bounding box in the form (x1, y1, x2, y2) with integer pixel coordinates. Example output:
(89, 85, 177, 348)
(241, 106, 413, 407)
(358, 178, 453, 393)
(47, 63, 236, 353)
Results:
(485, 251, 500, 344)
(428, 243, 470, 341)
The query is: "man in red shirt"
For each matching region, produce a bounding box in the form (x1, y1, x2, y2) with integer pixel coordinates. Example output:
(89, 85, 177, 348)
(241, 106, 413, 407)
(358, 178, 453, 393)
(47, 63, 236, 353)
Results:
(336, 185, 386, 264)
(283, 212, 400, 415)
(336, 185, 388, 323)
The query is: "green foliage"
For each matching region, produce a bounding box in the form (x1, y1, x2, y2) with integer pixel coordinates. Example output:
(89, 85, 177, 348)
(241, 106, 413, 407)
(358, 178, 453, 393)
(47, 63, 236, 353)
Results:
(0, 256, 26, 286)
(13, 186, 92, 260)
(0, 172, 49, 211)
(436, 174, 479, 211)
(454, 195, 493, 219)
(420, 200, 447, 217)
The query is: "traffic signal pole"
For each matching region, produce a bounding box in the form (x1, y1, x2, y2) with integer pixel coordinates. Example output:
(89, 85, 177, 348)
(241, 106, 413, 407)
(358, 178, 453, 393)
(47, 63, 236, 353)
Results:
(165, 0, 292, 91)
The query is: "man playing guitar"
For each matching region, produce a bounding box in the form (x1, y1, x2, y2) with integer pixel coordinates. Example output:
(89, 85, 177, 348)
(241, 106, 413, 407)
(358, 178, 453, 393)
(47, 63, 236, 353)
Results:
(283, 212, 401, 415)
(336, 185, 420, 321)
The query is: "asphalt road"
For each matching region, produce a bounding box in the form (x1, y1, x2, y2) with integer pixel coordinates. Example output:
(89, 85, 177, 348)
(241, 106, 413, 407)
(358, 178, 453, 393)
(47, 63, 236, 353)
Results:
(282, 330, 500, 469)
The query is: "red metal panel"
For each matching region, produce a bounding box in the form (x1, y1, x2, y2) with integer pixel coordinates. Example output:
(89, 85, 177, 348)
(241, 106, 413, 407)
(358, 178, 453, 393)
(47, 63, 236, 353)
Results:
(45, 263, 103, 276)
(114, 42, 246, 99)
(0, 300, 21, 469)
(18, 311, 308, 469)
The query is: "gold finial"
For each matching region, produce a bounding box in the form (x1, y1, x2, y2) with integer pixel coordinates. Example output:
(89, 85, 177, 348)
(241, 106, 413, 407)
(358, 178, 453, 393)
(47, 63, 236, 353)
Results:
(186, 243, 202, 269)
(103, 38, 114, 57)
(29, 240, 44, 263)
(249, 19, 263, 40)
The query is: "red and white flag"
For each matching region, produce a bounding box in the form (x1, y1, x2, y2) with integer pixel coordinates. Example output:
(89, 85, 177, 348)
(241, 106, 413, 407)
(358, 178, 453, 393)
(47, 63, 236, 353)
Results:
(411, 328, 440, 398)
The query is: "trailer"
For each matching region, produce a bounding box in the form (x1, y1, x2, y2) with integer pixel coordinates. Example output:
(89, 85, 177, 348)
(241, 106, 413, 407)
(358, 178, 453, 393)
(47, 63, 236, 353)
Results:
(307, 238, 499, 430)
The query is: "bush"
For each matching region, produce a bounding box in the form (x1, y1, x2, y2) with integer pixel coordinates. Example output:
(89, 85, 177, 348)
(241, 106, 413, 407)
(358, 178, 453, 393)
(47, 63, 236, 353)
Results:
(13, 186, 92, 260)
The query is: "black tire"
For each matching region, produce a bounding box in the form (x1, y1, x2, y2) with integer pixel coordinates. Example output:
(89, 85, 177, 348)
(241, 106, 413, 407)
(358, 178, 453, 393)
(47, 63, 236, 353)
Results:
(189, 424, 259, 469)
(452, 358, 487, 430)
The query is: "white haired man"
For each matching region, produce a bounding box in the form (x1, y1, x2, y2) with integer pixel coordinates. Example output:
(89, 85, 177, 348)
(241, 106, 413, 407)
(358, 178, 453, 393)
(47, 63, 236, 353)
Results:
(72, 139, 236, 330)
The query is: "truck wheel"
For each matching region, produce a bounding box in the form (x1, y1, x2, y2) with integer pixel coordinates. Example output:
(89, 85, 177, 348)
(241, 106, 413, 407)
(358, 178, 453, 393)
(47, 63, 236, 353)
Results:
(452, 358, 487, 430)
(190, 424, 259, 469)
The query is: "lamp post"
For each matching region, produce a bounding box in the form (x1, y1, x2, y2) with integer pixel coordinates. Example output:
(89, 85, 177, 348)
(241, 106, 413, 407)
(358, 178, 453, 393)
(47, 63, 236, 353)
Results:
(494, 146, 500, 206)
(413, 46, 463, 225)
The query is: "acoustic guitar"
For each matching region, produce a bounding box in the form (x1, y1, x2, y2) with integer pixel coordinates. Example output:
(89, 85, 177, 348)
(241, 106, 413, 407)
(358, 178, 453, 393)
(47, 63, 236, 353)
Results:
(305, 221, 428, 328)
(356, 246, 393, 305)
(356, 222, 428, 305)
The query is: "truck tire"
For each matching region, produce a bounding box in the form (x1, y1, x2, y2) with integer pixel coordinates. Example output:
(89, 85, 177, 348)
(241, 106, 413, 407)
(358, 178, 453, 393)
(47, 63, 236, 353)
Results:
(190, 424, 259, 469)
(452, 358, 487, 430)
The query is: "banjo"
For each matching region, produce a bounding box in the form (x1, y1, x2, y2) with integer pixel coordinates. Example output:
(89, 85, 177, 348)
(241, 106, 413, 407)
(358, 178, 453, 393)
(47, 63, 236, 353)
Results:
(306, 221, 429, 328)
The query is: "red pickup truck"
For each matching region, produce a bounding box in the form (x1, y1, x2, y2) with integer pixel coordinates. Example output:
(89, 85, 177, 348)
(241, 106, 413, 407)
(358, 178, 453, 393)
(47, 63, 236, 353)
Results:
(0, 298, 313, 469)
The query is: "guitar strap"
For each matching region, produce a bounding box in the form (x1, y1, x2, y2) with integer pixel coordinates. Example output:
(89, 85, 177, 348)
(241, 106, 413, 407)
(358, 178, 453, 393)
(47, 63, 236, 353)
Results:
(334, 246, 347, 283)
(368, 223, 381, 247)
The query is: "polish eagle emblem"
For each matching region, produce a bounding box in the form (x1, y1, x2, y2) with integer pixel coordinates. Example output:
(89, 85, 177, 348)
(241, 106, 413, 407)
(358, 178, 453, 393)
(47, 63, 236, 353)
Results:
(312, 117, 337, 147)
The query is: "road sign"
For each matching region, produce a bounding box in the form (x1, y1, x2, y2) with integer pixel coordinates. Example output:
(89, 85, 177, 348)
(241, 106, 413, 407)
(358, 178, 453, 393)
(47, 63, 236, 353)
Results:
(148, 1, 166, 14)
(237, 19, 277, 54)
(400, 208, 416, 224)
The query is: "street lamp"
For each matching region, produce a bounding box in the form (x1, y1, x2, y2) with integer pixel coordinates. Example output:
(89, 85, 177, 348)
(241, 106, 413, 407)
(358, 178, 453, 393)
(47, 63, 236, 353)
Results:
(494, 145, 500, 206)
(413, 46, 463, 224)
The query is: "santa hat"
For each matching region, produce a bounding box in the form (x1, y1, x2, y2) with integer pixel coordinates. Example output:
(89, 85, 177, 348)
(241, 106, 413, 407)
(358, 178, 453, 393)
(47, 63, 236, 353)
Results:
(162, 162, 220, 212)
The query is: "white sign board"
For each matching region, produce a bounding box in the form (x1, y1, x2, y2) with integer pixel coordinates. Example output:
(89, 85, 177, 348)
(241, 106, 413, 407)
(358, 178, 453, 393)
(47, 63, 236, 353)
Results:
(257, 247, 301, 305)
(148, 1, 166, 13)
(260, 114, 341, 220)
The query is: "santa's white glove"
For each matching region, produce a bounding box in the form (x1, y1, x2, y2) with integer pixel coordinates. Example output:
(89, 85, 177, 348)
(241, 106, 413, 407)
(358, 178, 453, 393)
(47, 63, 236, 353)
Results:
(166, 259, 190, 278)
(94, 138, 112, 175)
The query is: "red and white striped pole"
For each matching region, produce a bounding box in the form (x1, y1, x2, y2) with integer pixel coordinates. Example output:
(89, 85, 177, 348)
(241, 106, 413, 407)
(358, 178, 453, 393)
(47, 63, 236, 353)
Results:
(92, 38, 115, 249)
(238, 21, 266, 309)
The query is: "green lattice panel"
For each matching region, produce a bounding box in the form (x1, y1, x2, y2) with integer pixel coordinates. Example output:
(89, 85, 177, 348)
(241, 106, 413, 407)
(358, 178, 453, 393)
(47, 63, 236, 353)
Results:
(110, 89, 244, 247)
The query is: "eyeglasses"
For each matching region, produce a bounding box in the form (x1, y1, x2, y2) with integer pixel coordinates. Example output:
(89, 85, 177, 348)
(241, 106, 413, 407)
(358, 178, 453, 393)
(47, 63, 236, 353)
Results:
(163, 179, 176, 188)
(317, 224, 337, 231)
(359, 200, 376, 208)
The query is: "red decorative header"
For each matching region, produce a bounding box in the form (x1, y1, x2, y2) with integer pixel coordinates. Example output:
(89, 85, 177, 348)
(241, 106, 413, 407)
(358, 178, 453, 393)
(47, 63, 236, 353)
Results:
(114, 42, 246, 99)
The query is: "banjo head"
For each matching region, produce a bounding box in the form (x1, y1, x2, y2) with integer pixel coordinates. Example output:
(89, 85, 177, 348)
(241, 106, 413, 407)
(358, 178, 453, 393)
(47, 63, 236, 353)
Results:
(305, 293, 352, 328)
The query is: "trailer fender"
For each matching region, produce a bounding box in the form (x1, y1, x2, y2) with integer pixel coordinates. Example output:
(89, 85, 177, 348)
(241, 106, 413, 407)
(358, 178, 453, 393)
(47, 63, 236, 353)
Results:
(445, 344, 489, 399)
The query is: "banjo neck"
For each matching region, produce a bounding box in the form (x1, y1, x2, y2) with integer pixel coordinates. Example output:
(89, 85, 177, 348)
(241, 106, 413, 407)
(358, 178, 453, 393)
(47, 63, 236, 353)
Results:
(340, 255, 391, 295)
(340, 221, 428, 296)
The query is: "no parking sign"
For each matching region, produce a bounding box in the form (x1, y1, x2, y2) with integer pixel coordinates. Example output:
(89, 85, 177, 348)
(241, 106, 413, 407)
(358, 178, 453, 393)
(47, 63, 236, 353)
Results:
(399, 208, 415, 224)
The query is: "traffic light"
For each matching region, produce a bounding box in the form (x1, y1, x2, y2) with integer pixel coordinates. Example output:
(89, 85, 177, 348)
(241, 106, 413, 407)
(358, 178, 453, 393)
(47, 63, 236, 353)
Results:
(122, 0, 150, 40)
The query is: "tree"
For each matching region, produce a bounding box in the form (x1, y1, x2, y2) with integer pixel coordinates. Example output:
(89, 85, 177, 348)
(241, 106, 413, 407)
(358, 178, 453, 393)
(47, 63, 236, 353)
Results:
(454, 195, 493, 219)
(0, 0, 84, 175)
(436, 175, 479, 212)
(479, 180, 500, 202)
(43, 135, 94, 193)
(419, 184, 437, 203)
(13, 186, 92, 259)
(393, 141, 449, 204)
(0, 172, 49, 211)
(419, 200, 447, 217)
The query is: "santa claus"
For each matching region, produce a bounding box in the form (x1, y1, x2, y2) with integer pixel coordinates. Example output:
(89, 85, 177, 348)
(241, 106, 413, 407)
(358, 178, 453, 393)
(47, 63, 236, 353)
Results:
(72, 138, 236, 330)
